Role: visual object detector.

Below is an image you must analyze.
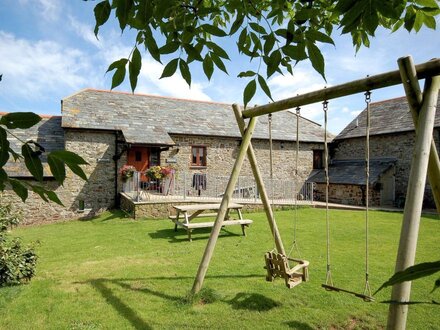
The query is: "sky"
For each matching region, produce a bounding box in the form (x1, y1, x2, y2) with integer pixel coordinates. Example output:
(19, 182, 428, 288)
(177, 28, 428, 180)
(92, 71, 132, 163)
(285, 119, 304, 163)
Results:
(0, 1, 439, 135)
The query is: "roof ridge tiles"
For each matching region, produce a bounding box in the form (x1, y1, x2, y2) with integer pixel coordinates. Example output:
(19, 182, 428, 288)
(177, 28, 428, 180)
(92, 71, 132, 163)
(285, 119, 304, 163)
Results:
(0, 111, 61, 118)
(66, 88, 233, 107)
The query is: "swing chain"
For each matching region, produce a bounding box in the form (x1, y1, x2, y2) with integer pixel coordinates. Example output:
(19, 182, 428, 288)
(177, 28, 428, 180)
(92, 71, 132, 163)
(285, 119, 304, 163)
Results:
(364, 90, 372, 300)
(323, 100, 329, 112)
(322, 100, 333, 287)
(364, 90, 371, 104)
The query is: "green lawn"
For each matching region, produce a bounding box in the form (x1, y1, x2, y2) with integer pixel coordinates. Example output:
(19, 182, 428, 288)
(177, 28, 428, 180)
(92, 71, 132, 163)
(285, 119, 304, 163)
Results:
(1, 208, 439, 329)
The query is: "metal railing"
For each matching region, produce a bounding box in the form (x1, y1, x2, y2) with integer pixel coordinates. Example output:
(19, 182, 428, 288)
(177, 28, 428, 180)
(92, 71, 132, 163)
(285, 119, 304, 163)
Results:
(122, 171, 314, 203)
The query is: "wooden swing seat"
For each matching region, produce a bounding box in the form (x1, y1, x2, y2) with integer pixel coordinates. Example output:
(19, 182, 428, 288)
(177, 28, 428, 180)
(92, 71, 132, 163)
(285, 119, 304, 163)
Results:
(321, 284, 374, 302)
(264, 251, 309, 289)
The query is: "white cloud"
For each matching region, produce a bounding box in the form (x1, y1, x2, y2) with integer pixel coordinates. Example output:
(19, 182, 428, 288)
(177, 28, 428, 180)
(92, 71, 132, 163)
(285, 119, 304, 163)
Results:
(68, 15, 101, 48)
(135, 58, 212, 101)
(0, 32, 90, 102)
(266, 66, 329, 123)
(38, 0, 60, 20)
(64, 16, 212, 101)
(18, 0, 60, 21)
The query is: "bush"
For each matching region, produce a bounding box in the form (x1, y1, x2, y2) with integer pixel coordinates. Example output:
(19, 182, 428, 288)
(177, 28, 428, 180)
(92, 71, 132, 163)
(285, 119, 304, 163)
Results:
(0, 202, 38, 286)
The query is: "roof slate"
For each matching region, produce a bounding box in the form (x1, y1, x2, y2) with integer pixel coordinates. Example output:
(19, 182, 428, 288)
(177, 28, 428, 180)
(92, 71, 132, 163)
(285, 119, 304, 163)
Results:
(3, 116, 64, 177)
(62, 89, 330, 144)
(335, 94, 440, 140)
(307, 158, 397, 185)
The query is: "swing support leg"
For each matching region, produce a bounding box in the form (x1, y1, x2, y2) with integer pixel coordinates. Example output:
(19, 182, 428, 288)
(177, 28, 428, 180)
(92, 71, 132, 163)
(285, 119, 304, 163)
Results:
(191, 111, 258, 295)
(232, 104, 286, 255)
(387, 57, 440, 330)
(398, 56, 440, 214)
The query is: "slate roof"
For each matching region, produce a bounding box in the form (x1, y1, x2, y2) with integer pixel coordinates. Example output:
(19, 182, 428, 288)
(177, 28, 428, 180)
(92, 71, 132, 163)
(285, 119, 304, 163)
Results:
(335, 94, 440, 140)
(307, 158, 397, 185)
(2, 115, 64, 177)
(61, 89, 331, 145)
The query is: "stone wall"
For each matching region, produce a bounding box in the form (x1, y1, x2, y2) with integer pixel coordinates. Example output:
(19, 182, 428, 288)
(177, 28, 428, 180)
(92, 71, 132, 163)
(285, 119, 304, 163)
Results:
(162, 134, 323, 187)
(331, 128, 440, 207)
(3, 129, 324, 225)
(313, 183, 381, 206)
(1, 129, 118, 225)
(119, 193, 294, 220)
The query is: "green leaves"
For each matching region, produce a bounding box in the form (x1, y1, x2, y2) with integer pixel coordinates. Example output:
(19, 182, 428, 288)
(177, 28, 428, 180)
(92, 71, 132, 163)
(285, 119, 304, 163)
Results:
(106, 58, 128, 90)
(90, 0, 440, 113)
(22, 144, 43, 182)
(0, 127, 10, 167)
(129, 47, 142, 92)
(114, 0, 134, 32)
(243, 75, 274, 108)
(203, 55, 214, 80)
(0, 112, 41, 129)
(48, 150, 88, 183)
(375, 261, 440, 295)
(306, 41, 326, 81)
(0, 110, 87, 205)
(9, 179, 28, 203)
(160, 59, 179, 79)
(30, 184, 63, 206)
(243, 80, 257, 108)
(258, 75, 273, 101)
(93, 0, 111, 36)
(200, 24, 227, 37)
(179, 59, 191, 86)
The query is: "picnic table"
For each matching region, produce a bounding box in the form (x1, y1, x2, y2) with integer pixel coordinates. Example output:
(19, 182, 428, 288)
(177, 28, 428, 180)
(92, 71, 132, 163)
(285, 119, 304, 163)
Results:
(169, 203, 253, 241)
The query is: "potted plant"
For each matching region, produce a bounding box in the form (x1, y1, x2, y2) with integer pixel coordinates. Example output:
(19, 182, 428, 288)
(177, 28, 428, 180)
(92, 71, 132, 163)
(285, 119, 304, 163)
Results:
(119, 165, 136, 181)
(145, 165, 173, 180)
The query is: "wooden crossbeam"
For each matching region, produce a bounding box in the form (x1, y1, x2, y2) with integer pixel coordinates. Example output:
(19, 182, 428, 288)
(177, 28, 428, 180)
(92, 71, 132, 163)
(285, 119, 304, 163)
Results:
(242, 58, 440, 118)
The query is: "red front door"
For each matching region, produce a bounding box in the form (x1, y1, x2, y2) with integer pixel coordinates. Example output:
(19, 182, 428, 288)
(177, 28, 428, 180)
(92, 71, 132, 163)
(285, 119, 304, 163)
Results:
(127, 147, 149, 181)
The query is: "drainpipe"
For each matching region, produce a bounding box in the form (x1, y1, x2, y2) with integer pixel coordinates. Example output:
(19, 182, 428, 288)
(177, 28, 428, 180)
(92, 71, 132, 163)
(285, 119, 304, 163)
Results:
(114, 132, 119, 208)
(113, 136, 129, 207)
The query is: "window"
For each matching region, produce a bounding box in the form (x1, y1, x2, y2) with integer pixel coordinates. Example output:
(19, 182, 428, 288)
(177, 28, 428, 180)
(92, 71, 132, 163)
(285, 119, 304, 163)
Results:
(191, 146, 207, 167)
(149, 148, 160, 167)
(313, 150, 323, 169)
(135, 151, 142, 162)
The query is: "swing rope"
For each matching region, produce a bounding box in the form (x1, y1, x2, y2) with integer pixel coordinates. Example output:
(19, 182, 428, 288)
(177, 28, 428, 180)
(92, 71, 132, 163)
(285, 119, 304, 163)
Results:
(321, 95, 374, 302)
(364, 91, 372, 298)
(268, 114, 277, 252)
(265, 112, 309, 289)
(288, 107, 302, 258)
(323, 100, 334, 287)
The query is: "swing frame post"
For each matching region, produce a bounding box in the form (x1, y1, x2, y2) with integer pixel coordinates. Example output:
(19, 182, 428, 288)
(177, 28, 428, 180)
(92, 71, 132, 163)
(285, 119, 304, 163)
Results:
(387, 61, 440, 330)
(398, 56, 440, 214)
(232, 104, 286, 254)
(191, 114, 258, 295)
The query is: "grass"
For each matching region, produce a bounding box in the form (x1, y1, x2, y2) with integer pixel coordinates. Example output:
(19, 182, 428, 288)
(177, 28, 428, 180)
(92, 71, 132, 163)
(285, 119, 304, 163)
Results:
(1, 208, 439, 329)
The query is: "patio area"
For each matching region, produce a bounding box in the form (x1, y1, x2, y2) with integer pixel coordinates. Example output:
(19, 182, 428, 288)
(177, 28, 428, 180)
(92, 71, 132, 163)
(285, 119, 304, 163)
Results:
(120, 171, 315, 219)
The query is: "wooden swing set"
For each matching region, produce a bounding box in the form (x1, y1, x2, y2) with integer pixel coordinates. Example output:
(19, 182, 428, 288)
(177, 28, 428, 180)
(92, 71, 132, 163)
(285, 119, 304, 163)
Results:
(190, 56, 440, 330)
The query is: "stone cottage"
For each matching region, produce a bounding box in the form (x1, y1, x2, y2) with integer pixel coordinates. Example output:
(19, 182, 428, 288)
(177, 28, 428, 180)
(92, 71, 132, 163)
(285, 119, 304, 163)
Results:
(309, 94, 440, 208)
(1, 89, 329, 224)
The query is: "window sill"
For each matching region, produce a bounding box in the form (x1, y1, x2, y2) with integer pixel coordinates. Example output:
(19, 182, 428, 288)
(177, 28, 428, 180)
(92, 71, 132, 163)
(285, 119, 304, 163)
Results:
(190, 166, 207, 169)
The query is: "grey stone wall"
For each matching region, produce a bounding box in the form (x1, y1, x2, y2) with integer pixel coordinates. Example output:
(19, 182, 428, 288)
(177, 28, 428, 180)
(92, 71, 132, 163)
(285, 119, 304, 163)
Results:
(162, 134, 323, 187)
(313, 183, 381, 206)
(3, 128, 324, 225)
(331, 128, 440, 207)
(64, 129, 117, 214)
(120, 193, 290, 220)
(1, 129, 118, 225)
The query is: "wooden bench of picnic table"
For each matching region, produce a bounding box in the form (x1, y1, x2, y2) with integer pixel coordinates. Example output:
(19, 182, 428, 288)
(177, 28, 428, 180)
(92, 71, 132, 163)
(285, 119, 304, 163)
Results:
(169, 203, 253, 241)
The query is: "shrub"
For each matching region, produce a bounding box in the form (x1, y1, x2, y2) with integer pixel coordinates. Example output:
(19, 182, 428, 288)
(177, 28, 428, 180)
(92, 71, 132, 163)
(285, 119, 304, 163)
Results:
(0, 202, 38, 286)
